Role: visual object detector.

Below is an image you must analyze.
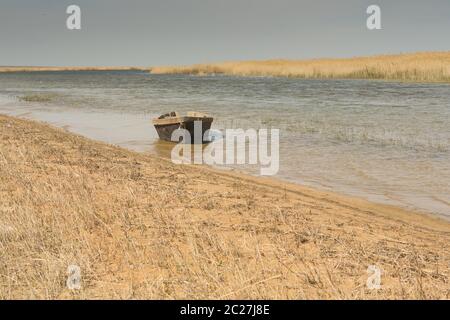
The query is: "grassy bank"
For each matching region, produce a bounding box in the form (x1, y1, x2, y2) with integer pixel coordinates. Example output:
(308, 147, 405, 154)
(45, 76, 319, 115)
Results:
(151, 52, 450, 82)
(0, 114, 449, 299)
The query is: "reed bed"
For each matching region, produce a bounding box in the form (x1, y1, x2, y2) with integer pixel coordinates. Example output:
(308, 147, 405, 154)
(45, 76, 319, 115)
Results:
(151, 52, 450, 82)
(0, 114, 449, 299)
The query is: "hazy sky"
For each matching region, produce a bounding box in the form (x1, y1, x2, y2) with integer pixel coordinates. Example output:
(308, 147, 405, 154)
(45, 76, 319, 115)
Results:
(0, 0, 449, 66)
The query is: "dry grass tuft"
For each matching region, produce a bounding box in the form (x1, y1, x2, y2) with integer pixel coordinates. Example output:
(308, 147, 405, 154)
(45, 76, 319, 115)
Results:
(0, 114, 449, 299)
(151, 52, 450, 83)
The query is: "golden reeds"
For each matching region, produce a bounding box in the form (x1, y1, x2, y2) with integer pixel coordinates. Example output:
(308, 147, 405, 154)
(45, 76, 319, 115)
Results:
(151, 52, 450, 82)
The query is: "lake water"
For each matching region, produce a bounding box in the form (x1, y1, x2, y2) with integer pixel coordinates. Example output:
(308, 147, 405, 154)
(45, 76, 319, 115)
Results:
(0, 71, 449, 218)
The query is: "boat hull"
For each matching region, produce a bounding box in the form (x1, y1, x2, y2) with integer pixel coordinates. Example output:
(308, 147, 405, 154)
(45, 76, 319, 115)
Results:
(153, 117, 213, 143)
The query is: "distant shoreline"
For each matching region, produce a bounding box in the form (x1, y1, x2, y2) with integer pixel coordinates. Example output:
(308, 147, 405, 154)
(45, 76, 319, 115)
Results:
(0, 66, 150, 73)
(3, 51, 450, 83)
(151, 51, 450, 83)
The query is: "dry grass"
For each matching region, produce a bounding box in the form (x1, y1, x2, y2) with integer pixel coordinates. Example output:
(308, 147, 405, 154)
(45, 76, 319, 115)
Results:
(0, 114, 449, 299)
(151, 52, 450, 82)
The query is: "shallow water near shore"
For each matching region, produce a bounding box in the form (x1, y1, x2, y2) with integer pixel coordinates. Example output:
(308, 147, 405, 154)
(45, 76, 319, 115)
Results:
(0, 71, 449, 218)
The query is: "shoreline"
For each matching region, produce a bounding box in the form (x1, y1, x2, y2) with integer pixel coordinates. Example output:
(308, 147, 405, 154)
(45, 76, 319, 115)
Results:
(2, 51, 450, 84)
(2, 111, 449, 227)
(2, 105, 448, 222)
(3, 107, 448, 223)
(1, 113, 449, 299)
(201, 165, 450, 228)
(0, 66, 150, 73)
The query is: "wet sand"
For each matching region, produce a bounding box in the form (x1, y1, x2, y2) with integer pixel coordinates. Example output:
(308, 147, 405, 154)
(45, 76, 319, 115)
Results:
(1, 113, 449, 299)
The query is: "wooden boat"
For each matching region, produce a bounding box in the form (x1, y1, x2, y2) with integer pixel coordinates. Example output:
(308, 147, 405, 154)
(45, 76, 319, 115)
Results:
(152, 111, 213, 143)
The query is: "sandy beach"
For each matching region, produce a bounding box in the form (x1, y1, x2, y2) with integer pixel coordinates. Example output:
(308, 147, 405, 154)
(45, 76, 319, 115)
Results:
(1, 114, 449, 299)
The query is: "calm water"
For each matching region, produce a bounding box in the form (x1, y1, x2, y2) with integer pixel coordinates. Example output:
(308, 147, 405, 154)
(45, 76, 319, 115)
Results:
(0, 71, 449, 218)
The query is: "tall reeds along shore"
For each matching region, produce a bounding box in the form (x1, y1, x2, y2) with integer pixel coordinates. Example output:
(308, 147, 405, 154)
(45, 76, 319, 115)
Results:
(151, 52, 450, 82)
(0, 114, 449, 299)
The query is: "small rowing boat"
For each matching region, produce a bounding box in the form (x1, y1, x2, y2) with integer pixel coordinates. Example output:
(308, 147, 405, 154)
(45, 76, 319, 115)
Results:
(152, 111, 213, 143)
